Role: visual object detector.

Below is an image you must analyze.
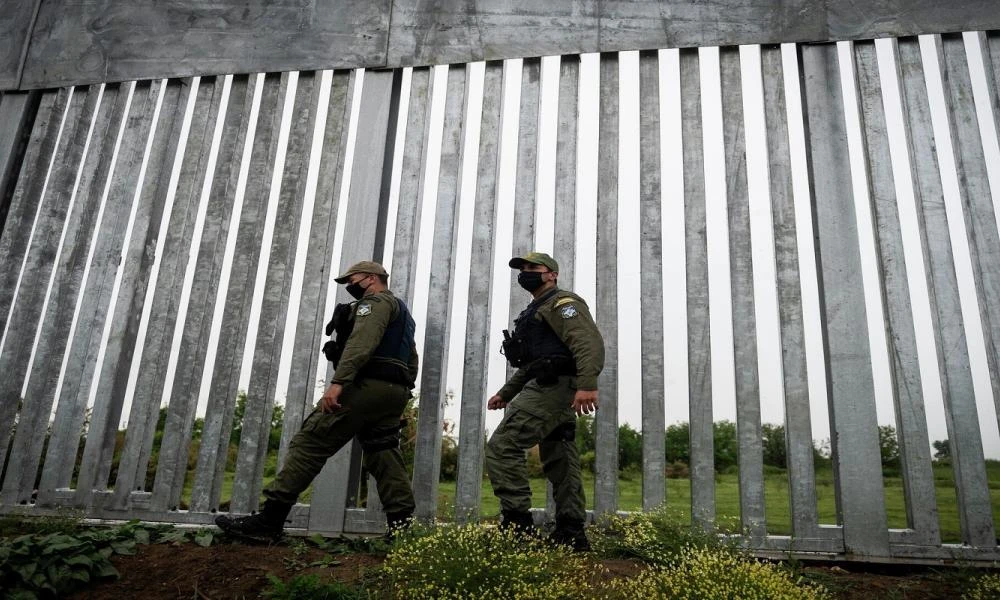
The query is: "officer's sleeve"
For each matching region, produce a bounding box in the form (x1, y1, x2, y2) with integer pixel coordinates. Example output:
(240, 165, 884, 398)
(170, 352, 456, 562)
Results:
(496, 368, 530, 401)
(332, 297, 395, 385)
(541, 298, 605, 390)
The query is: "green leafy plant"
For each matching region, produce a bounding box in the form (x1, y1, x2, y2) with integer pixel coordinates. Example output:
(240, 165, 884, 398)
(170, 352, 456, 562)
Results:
(0, 520, 216, 598)
(263, 573, 366, 600)
(383, 525, 598, 599)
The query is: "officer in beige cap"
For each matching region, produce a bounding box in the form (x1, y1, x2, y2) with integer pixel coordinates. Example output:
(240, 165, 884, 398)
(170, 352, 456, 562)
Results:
(216, 260, 418, 541)
(486, 251, 605, 551)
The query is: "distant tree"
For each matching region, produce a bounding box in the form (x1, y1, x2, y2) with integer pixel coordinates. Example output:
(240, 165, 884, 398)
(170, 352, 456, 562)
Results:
(878, 425, 900, 468)
(932, 439, 951, 461)
(268, 404, 283, 452)
(713, 420, 738, 471)
(617, 423, 642, 472)
(576, 415, 595, 455)
(761, 423, 787, 468)
(664, 422, 690, 465)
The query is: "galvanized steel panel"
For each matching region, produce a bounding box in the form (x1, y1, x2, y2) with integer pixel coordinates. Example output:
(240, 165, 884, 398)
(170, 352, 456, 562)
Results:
(10, 2, 1000, 90)
(553, 56, 580, 291)
(0, 87, 90, 488)
(412, 65, 468, 521)
(277, 70, 353, 472)
(19, 0, 390, 90)
(720, 46, 766, 539)
(185, 75, 268, 512)
(3, 28, 1000, 564)
(681, 48, 714, 527)
(759, 44, 820, 540)
(38, 82, 148, 505)
(310, 69, 399, 531)
(0, 90, 62, 368)
(594, 52, 619, 516)
(852, 41, 939, 544)
(98, 79, 187, 509)
(390, 67, 433, 305)
(931, 33, 998, 547)
(0, 0, 39, 88)
(3, 85, 121, 505)
(800, 42, 889, 556)
(233, 72, 317, 513)
(455, 61, 504, 524)
(507, 58, 541, 336)
(637, 50, 666, 512)
(0, 91, 39, 226)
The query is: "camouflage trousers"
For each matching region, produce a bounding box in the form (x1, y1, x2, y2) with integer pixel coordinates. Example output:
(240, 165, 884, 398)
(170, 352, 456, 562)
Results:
(486, 376, 586, 522)
(264, 378, 416, 515)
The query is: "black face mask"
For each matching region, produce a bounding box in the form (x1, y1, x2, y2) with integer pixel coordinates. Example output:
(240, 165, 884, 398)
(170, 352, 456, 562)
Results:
(517, 271, 546, 292)
(346, 277, 370, 300)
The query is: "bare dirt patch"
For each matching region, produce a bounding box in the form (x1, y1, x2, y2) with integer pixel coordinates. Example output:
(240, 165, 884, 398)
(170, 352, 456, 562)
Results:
(42, 533, 976, 599)
(67, 541, 383, 600)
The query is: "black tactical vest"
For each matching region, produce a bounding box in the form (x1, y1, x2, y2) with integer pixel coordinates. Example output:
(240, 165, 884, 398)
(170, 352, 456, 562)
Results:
(360, 298, 417, 388)
(512, 289, 574, 364)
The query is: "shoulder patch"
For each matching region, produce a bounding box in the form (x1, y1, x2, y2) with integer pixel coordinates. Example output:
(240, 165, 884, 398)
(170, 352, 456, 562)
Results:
(560, 305, 578, 319)
(356, 303, 372, 316)
(554, 297, 575, 308)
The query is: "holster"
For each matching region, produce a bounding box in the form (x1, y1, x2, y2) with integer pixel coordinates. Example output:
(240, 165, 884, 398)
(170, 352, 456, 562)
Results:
(501, 329, 528, 368)
(322, 302, 356, 367)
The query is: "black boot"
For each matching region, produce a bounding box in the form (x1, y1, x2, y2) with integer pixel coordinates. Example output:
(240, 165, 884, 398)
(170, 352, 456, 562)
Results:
(548, 517, 590, 552)
(385, 510, 413, 541)
(499, 510, 536, 536)
(215, 500, 292, 542)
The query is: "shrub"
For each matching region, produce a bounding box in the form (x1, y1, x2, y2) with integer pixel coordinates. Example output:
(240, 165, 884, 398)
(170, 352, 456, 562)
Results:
(965, 573, 1000, 600)
(526, 446, 544, 478)
(665, 461, 689, 479)
(602, 547, 830, 600)
(589, 508, 734, 566)
(383, 525, 598, 599)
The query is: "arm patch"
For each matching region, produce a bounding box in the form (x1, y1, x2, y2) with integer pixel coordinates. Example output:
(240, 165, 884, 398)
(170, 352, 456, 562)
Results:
(560, 305, 578, 319)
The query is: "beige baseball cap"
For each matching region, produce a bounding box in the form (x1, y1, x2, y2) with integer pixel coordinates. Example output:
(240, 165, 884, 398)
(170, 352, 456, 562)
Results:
(334, 260, 389, 283)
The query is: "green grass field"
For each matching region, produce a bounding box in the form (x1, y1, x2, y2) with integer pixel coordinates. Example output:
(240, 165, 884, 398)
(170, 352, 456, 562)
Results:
(435, 463, 1000, 543)
(195, 461, 1000, 544)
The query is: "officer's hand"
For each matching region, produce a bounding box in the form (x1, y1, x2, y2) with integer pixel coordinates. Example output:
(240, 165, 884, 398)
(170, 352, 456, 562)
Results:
(487, 394, 507, 410)
(321, 383, 344, 413)
(572, 390, 598, 415)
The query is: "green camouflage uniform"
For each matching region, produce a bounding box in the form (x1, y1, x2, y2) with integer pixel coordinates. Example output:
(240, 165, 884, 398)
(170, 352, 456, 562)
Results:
(264, 290, 418, 516)
(486, 288, 605, 523)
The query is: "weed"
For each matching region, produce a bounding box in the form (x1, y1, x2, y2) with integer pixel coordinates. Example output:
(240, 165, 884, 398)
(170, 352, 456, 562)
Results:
(600, 547, 831, 599)
(964, 572, 1000, 600)
(263, 573, 366, 600)
(589, 506, 738, 566)
(384, 524, 599, 599)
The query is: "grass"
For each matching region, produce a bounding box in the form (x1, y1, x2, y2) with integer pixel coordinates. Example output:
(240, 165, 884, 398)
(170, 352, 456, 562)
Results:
(184, 460, 1000, 544)
(434, 462, 1000, 543)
